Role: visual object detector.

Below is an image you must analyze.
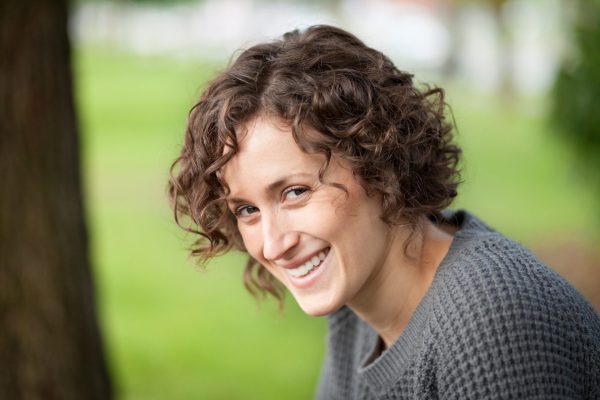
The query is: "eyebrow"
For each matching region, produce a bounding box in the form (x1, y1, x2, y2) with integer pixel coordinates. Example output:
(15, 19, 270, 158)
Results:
(226, 173, 314, 206)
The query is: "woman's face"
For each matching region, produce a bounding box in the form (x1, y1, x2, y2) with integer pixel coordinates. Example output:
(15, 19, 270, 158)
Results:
(221, 117, 396, 316)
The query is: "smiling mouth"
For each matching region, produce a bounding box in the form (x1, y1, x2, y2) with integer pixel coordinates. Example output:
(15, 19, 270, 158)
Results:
(286, 248, 330, 278)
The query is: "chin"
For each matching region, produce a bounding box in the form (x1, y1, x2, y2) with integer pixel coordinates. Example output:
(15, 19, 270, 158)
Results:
(294, 292, 341, 317)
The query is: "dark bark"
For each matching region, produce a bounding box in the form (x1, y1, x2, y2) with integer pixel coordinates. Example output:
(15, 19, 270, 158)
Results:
(0, 0, 112, 399)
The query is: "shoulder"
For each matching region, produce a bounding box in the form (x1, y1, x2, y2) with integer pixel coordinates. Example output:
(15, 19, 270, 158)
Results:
(436, 210, 595, 318)
(433, 212, 600, 345)
(437, 218, 596, 327)
(428, 211, 600, 399)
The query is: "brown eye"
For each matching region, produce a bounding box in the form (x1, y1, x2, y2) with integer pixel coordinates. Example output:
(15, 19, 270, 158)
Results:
(283, 187, 308, 201)
(236, 205, 259, 217)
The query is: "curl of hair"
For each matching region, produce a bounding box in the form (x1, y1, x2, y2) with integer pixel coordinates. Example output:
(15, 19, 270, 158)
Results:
(168, 25, 461, 307)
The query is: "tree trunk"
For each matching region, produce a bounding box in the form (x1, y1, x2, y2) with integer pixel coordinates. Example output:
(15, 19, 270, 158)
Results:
(0, 0, 112, 399)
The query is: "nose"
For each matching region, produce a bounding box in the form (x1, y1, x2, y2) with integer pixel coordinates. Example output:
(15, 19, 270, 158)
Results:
(261, 212, 299, 261)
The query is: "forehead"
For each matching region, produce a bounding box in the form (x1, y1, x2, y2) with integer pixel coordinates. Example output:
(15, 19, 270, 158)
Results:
(234, 117, 297, 159)
(220, 117, 324, 191)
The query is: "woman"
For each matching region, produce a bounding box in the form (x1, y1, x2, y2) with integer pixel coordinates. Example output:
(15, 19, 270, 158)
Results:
(168, 25, 600, 399)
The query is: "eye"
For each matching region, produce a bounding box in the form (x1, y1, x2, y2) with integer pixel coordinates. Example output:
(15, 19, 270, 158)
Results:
(283, 186, 309, 201)
(235, 205, 259, 217)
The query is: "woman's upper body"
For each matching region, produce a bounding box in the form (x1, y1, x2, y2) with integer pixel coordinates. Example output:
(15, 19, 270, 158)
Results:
(167, 25, 600, 399)
(316, 210, 600, 400)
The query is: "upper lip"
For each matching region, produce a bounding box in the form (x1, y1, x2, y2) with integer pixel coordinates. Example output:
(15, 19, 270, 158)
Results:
(277, 247, 329, 270)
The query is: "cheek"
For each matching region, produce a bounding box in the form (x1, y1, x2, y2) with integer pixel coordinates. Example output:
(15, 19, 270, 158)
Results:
(325, 189, 388, 254)
(238, 225, 264, 261)
(293, 190, 369, 241)
(289, 203, 342, 240)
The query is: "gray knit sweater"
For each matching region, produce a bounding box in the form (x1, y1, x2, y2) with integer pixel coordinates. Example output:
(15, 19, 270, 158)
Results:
(315, 210, 600, 399)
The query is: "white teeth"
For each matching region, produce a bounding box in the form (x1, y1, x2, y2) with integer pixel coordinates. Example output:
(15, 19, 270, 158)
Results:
(286, 250, 328, 278)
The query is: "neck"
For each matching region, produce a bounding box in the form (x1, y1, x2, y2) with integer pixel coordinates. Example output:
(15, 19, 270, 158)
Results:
(348, 216, 455, 348)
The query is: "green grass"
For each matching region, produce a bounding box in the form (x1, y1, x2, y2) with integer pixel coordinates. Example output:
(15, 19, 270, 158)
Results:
(446, 89, 596, 242)
(74, 46, 596, 400)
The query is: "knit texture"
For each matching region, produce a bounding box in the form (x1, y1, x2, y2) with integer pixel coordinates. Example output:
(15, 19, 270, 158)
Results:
(315, 210, 600, 400)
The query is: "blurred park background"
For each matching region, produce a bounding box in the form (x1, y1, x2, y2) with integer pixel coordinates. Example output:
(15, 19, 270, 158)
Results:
(2, 0, 599, 399)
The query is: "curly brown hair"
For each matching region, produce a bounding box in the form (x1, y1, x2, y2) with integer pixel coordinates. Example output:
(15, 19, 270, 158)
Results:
(168, 25, 461, 305)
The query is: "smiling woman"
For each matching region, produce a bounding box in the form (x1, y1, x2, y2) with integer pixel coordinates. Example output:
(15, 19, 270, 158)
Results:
(168, 25, 600, 399)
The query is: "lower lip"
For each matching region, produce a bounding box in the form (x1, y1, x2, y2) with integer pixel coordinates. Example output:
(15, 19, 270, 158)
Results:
(285, 250, 329, 289)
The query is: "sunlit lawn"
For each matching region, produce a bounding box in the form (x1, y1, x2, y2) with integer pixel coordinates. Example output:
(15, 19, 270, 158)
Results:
(75, 46, 595, 400)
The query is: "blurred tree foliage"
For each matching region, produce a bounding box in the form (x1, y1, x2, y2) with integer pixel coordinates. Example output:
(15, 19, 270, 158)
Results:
(553, 0, 600, 196)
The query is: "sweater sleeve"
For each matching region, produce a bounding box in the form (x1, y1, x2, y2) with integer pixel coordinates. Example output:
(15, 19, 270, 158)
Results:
(434, 236, 600, 400)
